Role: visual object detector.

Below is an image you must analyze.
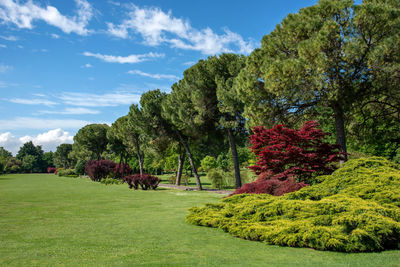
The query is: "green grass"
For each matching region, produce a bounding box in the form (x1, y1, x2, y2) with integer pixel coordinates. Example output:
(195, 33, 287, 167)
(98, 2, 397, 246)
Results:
(0, 174, 399, 266)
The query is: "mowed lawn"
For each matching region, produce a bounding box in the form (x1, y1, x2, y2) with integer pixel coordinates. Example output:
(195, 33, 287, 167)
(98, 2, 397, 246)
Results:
(0, 174, 399, 266)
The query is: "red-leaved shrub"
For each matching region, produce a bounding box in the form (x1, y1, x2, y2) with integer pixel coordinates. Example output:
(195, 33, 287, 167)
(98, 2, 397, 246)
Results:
(123, 174, 161, 190)
(249, 120, 340, 184)
(47, 167, 57, 173)
(85, 160, 116, 181)
(114, 164, 132, 178)
(230, 177, 308, 196)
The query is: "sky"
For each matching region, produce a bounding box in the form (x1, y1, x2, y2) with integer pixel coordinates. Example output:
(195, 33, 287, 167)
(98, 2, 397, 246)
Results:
(0, 0, 320, 155)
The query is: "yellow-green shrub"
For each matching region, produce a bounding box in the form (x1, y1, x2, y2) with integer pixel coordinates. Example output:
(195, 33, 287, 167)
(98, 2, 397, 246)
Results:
(186, 157, 400, 252)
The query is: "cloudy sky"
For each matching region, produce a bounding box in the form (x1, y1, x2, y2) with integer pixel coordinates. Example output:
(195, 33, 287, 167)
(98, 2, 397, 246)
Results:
(0, 0, 318, 155)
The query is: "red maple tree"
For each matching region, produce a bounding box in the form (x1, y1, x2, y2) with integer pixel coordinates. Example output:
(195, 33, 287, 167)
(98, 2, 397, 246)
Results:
(249, 120, 341, 184)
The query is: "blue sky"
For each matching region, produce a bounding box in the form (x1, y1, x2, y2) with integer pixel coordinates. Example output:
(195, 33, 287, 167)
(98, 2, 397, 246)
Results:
(0, 0, 319, 154)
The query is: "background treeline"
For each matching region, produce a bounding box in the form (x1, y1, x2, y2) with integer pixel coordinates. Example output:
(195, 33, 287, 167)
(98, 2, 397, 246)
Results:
(2, 0, 399, 190)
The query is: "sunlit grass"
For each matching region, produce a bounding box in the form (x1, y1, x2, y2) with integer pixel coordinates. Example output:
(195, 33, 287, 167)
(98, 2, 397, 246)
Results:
(0, 174, 399, 266)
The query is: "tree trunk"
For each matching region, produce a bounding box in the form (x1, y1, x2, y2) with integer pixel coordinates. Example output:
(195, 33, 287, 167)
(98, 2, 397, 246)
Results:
(178, 133, 202, 190)
(121, 154, 127, 178)
(227, 128, 242, 188)
(114, 153, 123, 179)
(135, 138, 144, 176)
(176, 148, 185, 185)
(332, 101, 348, 163)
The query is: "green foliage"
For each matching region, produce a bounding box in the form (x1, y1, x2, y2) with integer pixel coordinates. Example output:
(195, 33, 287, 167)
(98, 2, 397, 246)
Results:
(73, 124, 109, 160)
(21, 155, 36, 173)
(100, 178, 123, 185)
(54, 144, 73, 168)
(187, 157, 400, 252)
(206, 168, 226, 189)
(42, 151, 54, 168)
(74, 159, 86, 175)
(57, 169, 78, 178)
(16, 141, 45, 172)
(201, 156, 218, 172)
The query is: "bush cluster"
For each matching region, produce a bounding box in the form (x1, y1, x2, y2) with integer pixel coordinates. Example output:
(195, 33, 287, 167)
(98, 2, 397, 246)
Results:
(207, 169, 225, 189)
(85, 160, 116, 182)
(231, 177, 308, 196)
(47, 167, 56, 173)
(113, 164, 132, 177)
(57, 169, 78, 178)
(187, 157, 400, 252)
(123, 174, 161, 190)
(100, 178, 123, 185)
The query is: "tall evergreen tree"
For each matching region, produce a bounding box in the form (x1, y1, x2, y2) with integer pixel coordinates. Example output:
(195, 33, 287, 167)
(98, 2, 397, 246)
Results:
(236, 0, 400, 161)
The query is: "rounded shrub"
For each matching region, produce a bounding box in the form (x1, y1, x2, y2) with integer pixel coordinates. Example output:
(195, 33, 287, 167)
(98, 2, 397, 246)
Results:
(187, 157, 400, 252)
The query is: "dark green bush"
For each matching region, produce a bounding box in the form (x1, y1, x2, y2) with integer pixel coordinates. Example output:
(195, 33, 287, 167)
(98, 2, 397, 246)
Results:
(74, 160, 86, 175)
(187, 157, 400, 252)
(57, 169, 78, 178)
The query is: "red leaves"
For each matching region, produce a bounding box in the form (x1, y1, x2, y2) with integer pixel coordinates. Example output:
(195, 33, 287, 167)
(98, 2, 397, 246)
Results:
(47, 167, 56, 173)
(231, 121, 340, 196)
(231, 177, 308, 196)
(123, 174, 161, 190)
(249, 121, 340, 184)
(85, 160, 116, 181)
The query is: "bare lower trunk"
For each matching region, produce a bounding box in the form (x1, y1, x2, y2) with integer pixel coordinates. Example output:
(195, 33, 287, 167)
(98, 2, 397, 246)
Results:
(332, 101, 348, 164)
(121, 155, 128, 178)
(176, 145, 185, 185)
(135, 138, 144, 176)
(114, 153, 123, 179)
(178, 133, 202, 190)
(227, 128, 242, 188)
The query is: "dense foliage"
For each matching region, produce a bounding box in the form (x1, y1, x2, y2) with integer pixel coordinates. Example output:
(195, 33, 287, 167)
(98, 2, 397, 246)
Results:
(85, 160, 116, 182)
(123, 174, 161, 190)
(249, 121, 340, 184)
(187, 157, 400, 252)
(231, 176, 308, 196)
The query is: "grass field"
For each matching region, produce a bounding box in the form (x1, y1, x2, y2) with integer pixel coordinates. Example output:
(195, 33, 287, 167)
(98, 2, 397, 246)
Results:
(0, 174, 399, 266)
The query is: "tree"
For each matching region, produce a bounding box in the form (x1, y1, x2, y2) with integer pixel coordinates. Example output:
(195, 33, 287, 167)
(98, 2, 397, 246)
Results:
(163, 55, 246, 189)
(16, 141, 45, 172)
(43, 151, 54, 168)
(236, 0, 400, 161)
(0, 147, 12, 174)
(126, 108, 146, 176)
(249, 121, 340, 184)
(213, 53, 247, 188)
(73, 124, 109, 160)
(54, 144, 73, 168)
(107, 118, 129, 178)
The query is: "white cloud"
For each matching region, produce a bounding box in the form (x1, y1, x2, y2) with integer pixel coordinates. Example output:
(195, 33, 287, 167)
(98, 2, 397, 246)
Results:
(182, 61, 195, 66)
(0, 117, 91, 130)
(59, 91, 141, 107)
(0, 63, 11, 73)
(106, 5, 255, 55)
(127, 69, 179, 80)
(81, 63, 93, 68)
(39, 107, 100, 115)
(9, 98, 57, 106)
(0, 132, 21, 155)
(0, 35, 17, 41)
(0, 129, 74, 155)
(0, 44, 6, 48)
(83, 51, 164, 64)
(0, 0, 93, 35)
(51, 33, 60, 39)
